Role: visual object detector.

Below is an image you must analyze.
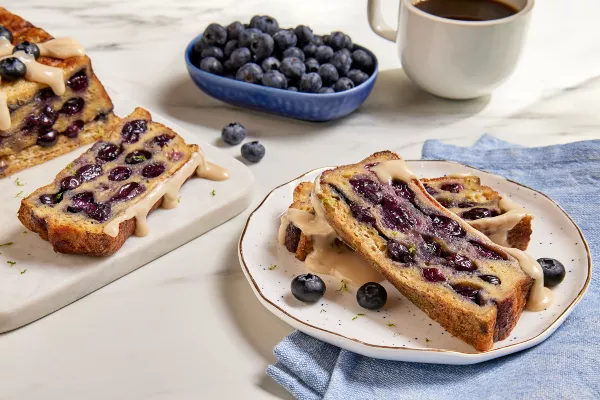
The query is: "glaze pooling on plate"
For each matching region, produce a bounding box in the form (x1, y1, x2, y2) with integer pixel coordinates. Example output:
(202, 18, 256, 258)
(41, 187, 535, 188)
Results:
(239, 162, 591, 364)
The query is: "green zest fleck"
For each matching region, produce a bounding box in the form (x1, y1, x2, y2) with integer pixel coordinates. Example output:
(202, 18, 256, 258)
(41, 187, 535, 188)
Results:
(352, 313, 365, 321)
(0, 242, 14, 247)
(268, 264, 277, 270)
(408, 244, 417, 254)
(66, 162, 75, 174)
(177, 196, 181, 204)
(14, 177, 24, 187)
(211, 189, 216, 196)
(387, 323, 395, 327)
(426, 338, 430, 343)
(393, 333, 401, 337)
(130, 155, 147, 163)
(15, 190, 23, 198)
(55, 192, 64, 202)
(7, 261, 16, 267)
(20, 269, 26, 275)
(335, 280, 348, 293)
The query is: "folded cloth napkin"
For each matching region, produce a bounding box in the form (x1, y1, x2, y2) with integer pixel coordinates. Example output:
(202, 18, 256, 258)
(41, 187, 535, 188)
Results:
(267, 135, 599, 400)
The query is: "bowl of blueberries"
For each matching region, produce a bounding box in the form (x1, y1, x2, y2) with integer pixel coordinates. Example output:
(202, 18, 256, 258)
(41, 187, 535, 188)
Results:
(185, 15, 378, 122)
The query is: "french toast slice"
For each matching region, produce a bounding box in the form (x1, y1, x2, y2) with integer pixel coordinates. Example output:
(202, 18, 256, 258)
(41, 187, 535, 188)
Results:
(0, 7, 113, 177)
(313, 151, 531, 351)
(18, 108, 206, 256)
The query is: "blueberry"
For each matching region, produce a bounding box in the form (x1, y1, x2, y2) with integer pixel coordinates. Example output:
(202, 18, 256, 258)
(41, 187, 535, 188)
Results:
(153, 134, 174, 148)
(423, 183, 438, 196)
(111, 182, 145, 202)
(431, 214, 466, 237)
(63, 120, 84, 138)
(469, 241, 505, 260)
(347, 69, 369, 86)
(350, 204, 376, 226)
(343, 35, 353, 51)
(0, 57, 26, 81)
(261, 70, 287, 89)
(387, 241, 415, 263)
(250, 15, 279, 35)
(60, 97, 85, 115)
(349, 177, 382, 204)
(382, 202, 415, 232)
(294, 25, 314, 46)
(357, 282, 387, 310)
(221, 122, 246, 145)
(38, 106, 58, 128)
(392, 179, 415, 201)
(0, 25, 13, 42)
(311, 35, 324, 46)
(318, 63, 339, 86)
(317, 86, 334, 94)
(96, 142, 123, 162)
(352, 49, 374, 74)
(223, 40, 238, 58)
(423, 268, 446, 282)
(446, 253, 476, 272)
(249, 33, 274, 61)
(36, 129, 58, 147)
(451, 284, 485, 305)
(228, 47, 251, 69)
(461, 207, 498, 220)
(304, 58, 319, 73)
(303, 43, 317, 58)
(192, 36, 210, 56)
(537, 258, 566, 287)
(235, 63, 263, 84)
(280, 57, 305, 80)
(67, 70, 89, 92)
(479, 274, 501, 285)
(203, 23, 228, 46)
(226, 21, 244, 40)
(441, 183, 464, 193)
(121, 119, 147, 143)
(299, 72, 322, 93)
(108, 166, 132, 182)
(291, 273, 326, 303)
(282, 47, 305, 62)
(40, 193, 60, 205)
(125, 150, 152, 164)
(287, 86, 298, 92)
(422, 236, 442, 257)
(13, 41, 40, 59)
(70, 192, 95, 212)
(142, 163, 166, 178)
(314, 45, 334, 63)
(87, 202, 112, 222)
(60, 176, 81, 191)
(241, 141, 265, 163)
(331, 50, 352, 75)
(199, 57, 223, 75)
(76, 164, 102, 183)
(200, 46, 224, 61)
(333, 77, 354, 92)
(238, 28, 262, 48)
(261, 56, 280, 72)
(325, 31, 346, 51)
(272, 30, 297, 53)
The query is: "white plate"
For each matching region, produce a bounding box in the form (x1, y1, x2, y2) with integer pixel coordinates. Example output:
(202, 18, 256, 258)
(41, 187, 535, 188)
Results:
(238, 161, 591, 364)
(0, 89, 254, 333)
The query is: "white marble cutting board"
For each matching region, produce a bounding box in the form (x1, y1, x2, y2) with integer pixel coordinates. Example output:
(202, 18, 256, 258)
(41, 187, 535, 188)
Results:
(0, 89, 254, 333)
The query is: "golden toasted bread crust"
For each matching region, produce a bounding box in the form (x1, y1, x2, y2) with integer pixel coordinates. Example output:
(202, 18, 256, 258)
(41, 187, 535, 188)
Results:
(18, 108, 200, 257)
(315, 151, 531, 351)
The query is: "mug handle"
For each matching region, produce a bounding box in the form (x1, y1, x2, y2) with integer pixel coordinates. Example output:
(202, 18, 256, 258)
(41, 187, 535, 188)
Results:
(367, 0, 398, 42)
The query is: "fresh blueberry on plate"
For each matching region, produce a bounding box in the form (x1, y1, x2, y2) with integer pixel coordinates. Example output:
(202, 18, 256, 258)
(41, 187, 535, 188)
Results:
(238, 28, 262, 48)
(228, 47, 252, 70)
(241, 141, 265, 163)
(537, 258, 566, 287)
(226, 21, 244, 40)
(282, 46, 305, 61)
(304, 58, 320, 73)
(249, 33, 274, 61)
(333, 77, 354, 92)
(357, 282, 387, 310)
(261, 56, 280, 72)
(347, 69, 369, 85)
(317, 86, 334, 94)
(303, 43, 317, 58)
(330, 50, 352, 76)
(314, 45, 334, 63)
(299, 72, 322, 93)
(261, 70, 287, 89)
(291, 273, 326, 303)
(203, 23, 228, 47)
(221, 122, 246, 145)
(272, 29, 297, 53)
(199, 57, 223, 75)
(318, 63, 339, 86)
(0, 57, 27, 81)
(13, 41, 41, 59)
(200, 46, 224, 61)
(294, 25, 314, 46)
(236, 63, 263, 84)
(352, 49, 374, 73)
(280, 57, 306, 80)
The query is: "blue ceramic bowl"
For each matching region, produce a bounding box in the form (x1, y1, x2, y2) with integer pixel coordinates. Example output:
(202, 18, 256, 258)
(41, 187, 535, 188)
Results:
(185, 34, 378, 122)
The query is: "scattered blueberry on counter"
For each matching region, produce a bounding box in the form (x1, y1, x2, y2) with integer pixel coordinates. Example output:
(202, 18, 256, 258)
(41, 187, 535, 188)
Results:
(191, 15, 374, 93)
(357, 282, 387, 310)
(537, 258, 566, 287)
(221, 122, 246, 145)
(291, 273, 326, 303)
(241, 141, 266, 163)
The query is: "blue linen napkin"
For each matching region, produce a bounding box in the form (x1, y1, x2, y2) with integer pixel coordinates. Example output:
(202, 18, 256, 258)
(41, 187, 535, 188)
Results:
(267, 135, 599, 400)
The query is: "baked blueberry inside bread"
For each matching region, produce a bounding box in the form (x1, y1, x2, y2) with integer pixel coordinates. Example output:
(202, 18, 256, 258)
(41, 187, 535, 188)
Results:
(421, 175, 532, 250)
(18, 107, 228, 256)
(303, 151, 532, 351)
(0, 7, 114, 178)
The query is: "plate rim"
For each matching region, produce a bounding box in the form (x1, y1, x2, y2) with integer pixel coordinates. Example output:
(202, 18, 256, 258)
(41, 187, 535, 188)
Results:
(238, 160, 592, 357)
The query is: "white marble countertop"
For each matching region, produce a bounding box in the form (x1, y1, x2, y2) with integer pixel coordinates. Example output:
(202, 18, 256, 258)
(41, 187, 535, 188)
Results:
(1, 0, 600, 399)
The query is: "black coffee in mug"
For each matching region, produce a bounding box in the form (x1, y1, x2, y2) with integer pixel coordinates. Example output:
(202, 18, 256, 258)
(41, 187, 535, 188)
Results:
(414, 0, 519, 21)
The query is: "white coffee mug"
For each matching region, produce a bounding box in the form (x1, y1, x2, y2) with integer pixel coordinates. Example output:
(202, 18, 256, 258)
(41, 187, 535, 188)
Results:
(367, 0, 534, 99)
